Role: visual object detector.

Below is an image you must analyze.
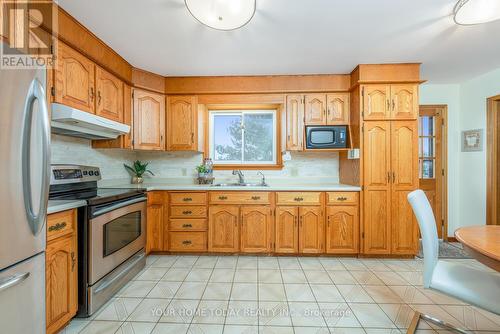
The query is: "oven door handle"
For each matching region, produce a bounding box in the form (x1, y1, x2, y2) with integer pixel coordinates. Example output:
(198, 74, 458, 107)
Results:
(94, 251, 146, 294)
(92, 197, 146, 217)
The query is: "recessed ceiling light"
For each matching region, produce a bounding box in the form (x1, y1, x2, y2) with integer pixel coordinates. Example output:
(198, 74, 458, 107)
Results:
(185, 0, 256, 31)
(454, 0, 500, 25)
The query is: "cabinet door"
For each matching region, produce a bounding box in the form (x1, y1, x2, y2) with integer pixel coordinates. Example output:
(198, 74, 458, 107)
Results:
(208, 206, 239, 252)
(327, 93, 350, 124)
(240, 206, 272, 253)
(299, 206, 324, 254)
(304, 94, 327, 125)
(286, 95, 304, 151)
(363, 85, 390, 120)
(46, 234, 77, 334)
(167, 95, 197, 151)
(390, 85, 418, 120)
(133, 89, 165, 150)
(95, 67, 123, 122)
(275, 207, 298, 253)
(326, 206, 359, 254)
(147, 192, 166, 253)
(54, 43, 95, 113)
(363, 121, 391, 254)
(391, 121, 419, 254)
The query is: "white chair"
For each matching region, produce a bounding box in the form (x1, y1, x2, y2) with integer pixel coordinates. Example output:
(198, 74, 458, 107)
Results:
(407, 190, 500, 334)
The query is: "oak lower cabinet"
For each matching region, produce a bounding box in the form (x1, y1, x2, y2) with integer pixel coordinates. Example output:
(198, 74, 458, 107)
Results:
(46, 209, 78, 334)
(147, 192, 168, 253)
(275, 207, 299, 253)
(325, 192, 360, 254)
(240, 206, 273, 253)
(208, 206, 240, 252)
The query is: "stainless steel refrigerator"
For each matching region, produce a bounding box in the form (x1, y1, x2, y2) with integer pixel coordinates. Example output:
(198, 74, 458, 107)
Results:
(0, 42, 51, 333)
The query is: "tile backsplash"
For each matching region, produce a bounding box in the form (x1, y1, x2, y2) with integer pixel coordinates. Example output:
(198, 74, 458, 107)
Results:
(51, 135, 340, 183)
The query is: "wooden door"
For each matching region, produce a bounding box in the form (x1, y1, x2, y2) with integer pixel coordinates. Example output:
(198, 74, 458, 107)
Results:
(46, 234, 77, 334)
(419, 106, 446, 237)
(208, 206, 239, 252)
(286, 95, 304, 150)
(363, 85, 390, 120)
(363, 121, 391, 254)
(95, 67, 123, 122)
(167, 95, 197, 151)
(54, 43, 95, 113)
(391, 85, 418, 119)
(275, 207, 298, 253)
(133, 89, 165, 150)
(240, 206, 272, 253)
(304, 94, 327, 125)
(391, 121, 419, 254)
(327, 93, 350, 124)
(298, 206, 324, 253)
(147, 192, 166, 253)
(326, 206, 359, 254)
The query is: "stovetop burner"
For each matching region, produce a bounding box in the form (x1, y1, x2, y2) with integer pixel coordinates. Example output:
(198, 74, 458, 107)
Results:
(49, 187, 145, 206)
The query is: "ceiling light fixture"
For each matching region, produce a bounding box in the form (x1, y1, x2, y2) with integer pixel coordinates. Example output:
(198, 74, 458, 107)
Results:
(185, 0, 256, 31)
(454, 0, 500, 25)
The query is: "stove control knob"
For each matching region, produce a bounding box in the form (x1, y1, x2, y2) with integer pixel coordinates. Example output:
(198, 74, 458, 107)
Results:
(94, 171, 100, 176)
(88, 171, 94, 176)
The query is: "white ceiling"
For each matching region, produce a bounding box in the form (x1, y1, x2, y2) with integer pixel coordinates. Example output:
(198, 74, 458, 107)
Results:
(57, 0, 500, 83)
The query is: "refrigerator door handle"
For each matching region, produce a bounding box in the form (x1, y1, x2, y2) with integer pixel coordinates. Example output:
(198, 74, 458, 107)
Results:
(0, 272, 30, 293)
(22, 78, 50, 236)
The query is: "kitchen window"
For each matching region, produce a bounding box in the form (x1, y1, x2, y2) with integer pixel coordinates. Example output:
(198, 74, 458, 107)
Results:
(208, 108, 279, 168)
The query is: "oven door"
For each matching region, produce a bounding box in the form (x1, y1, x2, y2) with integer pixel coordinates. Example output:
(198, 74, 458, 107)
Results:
(88, 196, 146, 285)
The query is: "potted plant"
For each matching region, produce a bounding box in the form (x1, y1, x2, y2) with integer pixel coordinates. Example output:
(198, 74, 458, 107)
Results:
(124, 160, 154, 184)
(195, 164, 209, 177)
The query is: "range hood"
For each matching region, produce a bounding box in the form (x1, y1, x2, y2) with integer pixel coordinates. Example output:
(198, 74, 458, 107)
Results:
(51, 103, 130, 140)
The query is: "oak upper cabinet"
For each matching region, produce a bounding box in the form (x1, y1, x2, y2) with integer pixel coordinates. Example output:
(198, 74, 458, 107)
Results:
(363, 84, 418, 120)
(147, 192, 167, 253)
(95, 66, 123, 122)
(54, 42, 95, 114)
(286, 95, 304, 151)
(298, 206, 324, 254)
(208, 206, 239, 252)
(46, 210, 77, 334)
(133, 89, 165, 150)
(240, 206, 272, 253)
(167, 95, 198, 151)
(326, 206, 359, 254)
(275, 207, 299, 253)
(390, 85, 418, 119)
(304, 94, 327, 125)
(327, 93, 350, 124)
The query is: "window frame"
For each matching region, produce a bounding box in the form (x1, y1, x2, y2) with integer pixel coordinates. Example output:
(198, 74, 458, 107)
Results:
(205, 104, 283, 170)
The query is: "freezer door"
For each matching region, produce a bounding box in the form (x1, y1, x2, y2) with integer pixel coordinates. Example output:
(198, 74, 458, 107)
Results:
(0, 44, 50, 270)
(0, 253, 45, 333)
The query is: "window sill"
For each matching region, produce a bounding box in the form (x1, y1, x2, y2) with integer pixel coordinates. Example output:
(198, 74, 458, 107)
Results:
(213, 164, 283, 170)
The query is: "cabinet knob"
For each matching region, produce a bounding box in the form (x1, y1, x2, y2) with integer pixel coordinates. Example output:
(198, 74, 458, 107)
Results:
(337, 197, 347, 201)
(218, 196, 228, 200)
(48, 222, 67, 232)
(182, 210, 192, 215)
(182, 240, 192, 245)
(182, 224, 192, 228)
(251, 196, 261, 200)
(182, 198, 193, 202)
(294, 197, 304, 202)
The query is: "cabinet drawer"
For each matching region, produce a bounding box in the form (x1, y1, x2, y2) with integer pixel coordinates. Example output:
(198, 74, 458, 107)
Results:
(170, 219, 207, 231)
(47, 209, 76, 241)
(327, 192, 359, 205)
(209, 192, 271, 205)
(170, 192, 207, 205)
(170, 206, 207, 218)
(169, 232, 207, 252)
(276, 192, 322, 205)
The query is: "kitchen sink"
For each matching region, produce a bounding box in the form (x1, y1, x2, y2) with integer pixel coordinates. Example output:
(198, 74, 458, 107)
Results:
(211, 183, 269, 187)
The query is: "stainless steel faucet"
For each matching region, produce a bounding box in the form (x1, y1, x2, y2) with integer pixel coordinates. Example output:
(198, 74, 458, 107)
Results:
(257, 171, 267, 186)
(232, 170, 245, 184)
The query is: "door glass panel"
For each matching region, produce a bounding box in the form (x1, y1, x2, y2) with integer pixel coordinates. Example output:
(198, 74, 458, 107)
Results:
(421, 138, 435, 158)
(420, 116, 434, 136)
(103, 211, 141, 257)
(421, 159, 435, 179)
(419, 115, 436, 179)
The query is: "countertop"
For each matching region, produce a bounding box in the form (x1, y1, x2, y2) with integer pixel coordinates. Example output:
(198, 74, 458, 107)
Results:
(47, 200, 87, 215)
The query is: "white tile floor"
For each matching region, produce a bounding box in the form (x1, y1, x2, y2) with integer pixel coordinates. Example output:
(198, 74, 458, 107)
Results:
(61, 255, 500, 334)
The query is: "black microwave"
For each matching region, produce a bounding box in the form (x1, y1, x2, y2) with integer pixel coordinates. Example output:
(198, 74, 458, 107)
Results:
(305, 125, 348, 149)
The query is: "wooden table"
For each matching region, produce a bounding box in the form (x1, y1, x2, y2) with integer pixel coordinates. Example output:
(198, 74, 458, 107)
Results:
(455, 226, 500, 272)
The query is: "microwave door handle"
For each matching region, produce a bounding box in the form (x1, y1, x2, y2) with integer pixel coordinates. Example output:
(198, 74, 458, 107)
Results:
(92, 196, 146, 217)
(22, 78, 50, 236)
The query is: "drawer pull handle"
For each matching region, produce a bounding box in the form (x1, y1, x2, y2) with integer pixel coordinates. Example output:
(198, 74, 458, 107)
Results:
(294, 197, 304, 202)
(251, 196, 261, 200)
(182, 240, 192, 245)
(48, 222, 67, 232)
(182, 210, 192, 215)
(218, 196, 228, 200)
(182, 198, 193, 202)
(337, 197, 348, 201)
(182, 224, 193, 228)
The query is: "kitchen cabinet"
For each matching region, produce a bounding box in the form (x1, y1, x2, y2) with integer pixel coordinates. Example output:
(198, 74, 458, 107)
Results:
(147, 192, 167, 253)
(327, 93, 350, 124)
(304, 94, 327, 125)
(286, 95, 304, 151)
(326, 206, 359, 254)
(275, 207, 298, 253)
(208, 205, 240, 252)
(46, 210, 77, 334)
(362, 84, 418, 120)
(363, 120, 418, 255)
(240, 206, 272, 253)
(166, 95, 198, 151)
(54, 42, 95, 114)
(95, 66, 123, 122)
(133, 89, 165, 150)
(298, 206, 324, 254)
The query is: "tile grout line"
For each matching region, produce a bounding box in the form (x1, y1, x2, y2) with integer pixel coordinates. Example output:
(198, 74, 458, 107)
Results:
(221, 255, 239, 334)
